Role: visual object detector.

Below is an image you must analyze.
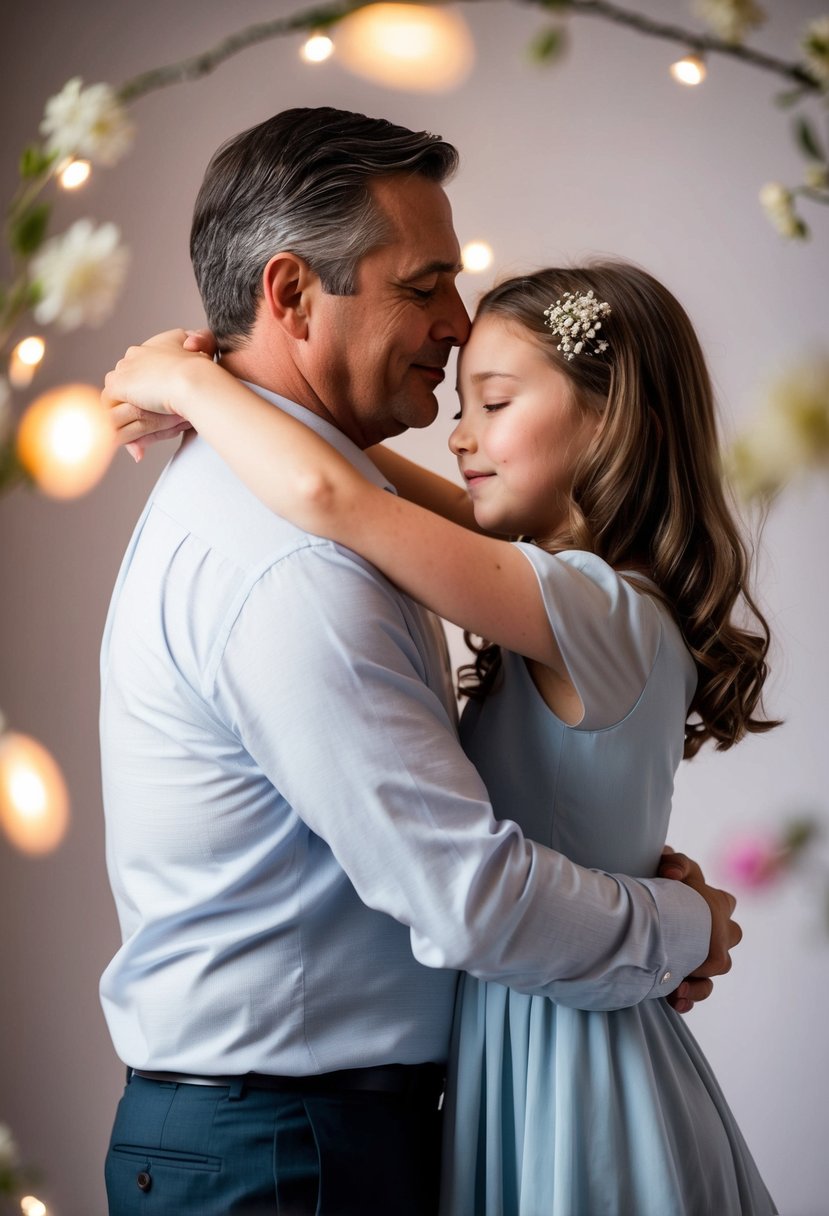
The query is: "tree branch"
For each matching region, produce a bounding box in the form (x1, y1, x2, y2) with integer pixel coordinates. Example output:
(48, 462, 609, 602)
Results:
(560, 0, 816, 88)
(118, 1, 370, 102)
(117, 0, 820, 106)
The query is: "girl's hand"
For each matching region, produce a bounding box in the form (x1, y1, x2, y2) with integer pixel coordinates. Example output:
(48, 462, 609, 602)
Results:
(103, 328, 217, 463)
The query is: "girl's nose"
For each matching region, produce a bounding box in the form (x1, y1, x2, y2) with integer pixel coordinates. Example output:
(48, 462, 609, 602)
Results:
(448, 416, 473, 456)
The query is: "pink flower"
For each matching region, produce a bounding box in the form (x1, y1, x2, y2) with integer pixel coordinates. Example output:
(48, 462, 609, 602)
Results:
(721, 835, 783, 888)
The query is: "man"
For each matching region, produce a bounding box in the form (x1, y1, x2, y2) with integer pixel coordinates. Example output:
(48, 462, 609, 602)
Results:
(101, 107, 738, 1215)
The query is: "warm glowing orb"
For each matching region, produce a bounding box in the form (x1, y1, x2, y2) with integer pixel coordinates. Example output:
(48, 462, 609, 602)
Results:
(461, 241, 494, 273)
(301, 32, 335, 63)
(16, 383, 114, 498)
(670, 54, 706, 86)
(14, 337, 46, 367)
(59, 158, 91, 189)
(335, 4, 474, 92)
(9, 337, 46, 389)
(0, 733, 69, 856)
(20, 1198, 48, 1216)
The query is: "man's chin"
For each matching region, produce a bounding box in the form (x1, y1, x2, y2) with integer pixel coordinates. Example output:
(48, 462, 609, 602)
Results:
(394, 392, 440, 432)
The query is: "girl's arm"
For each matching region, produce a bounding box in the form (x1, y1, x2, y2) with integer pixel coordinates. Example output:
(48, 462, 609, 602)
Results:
(105, 333, 566, 674)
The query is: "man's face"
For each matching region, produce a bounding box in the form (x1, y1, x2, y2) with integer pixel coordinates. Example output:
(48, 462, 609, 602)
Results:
(311, 174, 471, 447)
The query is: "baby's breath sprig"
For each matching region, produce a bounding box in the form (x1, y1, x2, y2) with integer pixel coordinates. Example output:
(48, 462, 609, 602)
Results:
(543, 290, 611, 361)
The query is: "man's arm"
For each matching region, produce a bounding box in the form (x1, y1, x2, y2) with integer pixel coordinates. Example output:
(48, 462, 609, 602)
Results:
(213, 540, 734, 1011)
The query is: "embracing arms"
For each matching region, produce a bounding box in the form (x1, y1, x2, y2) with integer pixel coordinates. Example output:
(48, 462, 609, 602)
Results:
(105, 331, 740, 1012)
(105, 334, 565, 673)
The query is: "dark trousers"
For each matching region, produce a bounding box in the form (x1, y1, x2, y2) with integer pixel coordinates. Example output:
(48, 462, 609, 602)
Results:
(105, 1072, 443, 1215)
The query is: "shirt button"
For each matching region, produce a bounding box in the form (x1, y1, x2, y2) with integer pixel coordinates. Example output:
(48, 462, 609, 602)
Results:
(137, 1171, 152, 1192)
(661, 970, 672, 984)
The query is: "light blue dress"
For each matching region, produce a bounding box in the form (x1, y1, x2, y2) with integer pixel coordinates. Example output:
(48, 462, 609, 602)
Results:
(441, 545, 776, 1216)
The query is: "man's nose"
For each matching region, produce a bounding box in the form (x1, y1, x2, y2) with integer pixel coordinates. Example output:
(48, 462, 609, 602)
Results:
(430, 284, 471, 346)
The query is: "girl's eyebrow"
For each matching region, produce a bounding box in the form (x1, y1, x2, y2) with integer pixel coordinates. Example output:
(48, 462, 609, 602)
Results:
(470, 371, 520, 383)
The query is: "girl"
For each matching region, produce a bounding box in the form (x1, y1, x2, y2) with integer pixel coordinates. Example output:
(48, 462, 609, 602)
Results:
(106, 261, 777, 1215)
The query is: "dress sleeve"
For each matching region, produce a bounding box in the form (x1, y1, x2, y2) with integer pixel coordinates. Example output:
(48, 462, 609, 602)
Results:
(514, 544, 665, 731)
(210, 538, 709, 1009)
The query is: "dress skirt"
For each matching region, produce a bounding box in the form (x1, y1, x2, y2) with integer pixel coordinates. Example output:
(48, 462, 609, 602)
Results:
(440, 976, 777, 1216)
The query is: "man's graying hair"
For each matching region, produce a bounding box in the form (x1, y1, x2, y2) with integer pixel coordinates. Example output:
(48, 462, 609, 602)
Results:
(190, 107, 459, 349)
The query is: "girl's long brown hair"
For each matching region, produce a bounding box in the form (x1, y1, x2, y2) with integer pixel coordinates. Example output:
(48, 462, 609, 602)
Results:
(459, 262, 779, 758)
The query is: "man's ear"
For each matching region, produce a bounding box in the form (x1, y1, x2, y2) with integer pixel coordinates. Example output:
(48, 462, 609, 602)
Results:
(261, 252, 318, 339)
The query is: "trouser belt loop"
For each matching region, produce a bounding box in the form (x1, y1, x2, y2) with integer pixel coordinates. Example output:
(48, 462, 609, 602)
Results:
(227, 1077, 246, 1101)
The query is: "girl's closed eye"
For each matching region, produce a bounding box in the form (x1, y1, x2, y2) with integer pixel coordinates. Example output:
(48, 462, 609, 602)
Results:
(483, 402, 509, 412)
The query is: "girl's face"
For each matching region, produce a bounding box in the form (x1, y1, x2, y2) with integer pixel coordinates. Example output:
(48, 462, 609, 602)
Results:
(450, 313, 600, 539)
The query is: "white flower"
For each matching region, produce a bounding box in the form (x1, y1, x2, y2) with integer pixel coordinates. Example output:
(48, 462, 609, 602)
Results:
(758, 182, 806, 239)
(804, 161, 829, 190)
(727, 356, 829, 499)
(801, 15, 829, 86)
(543, 290, 612, 360)
(0, 1122, 20, 1169)
(30, 219, 130, 331)
(694, 0, 765, 44)
(40, 77, 134, 167)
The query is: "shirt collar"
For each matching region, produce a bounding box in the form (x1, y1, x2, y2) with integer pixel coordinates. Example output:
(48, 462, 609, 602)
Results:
(242, 381, 397, 495)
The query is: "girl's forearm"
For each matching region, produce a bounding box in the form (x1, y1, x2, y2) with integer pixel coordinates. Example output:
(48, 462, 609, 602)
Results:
(164, 359, 562, 673)
(181, 359, 373, 540)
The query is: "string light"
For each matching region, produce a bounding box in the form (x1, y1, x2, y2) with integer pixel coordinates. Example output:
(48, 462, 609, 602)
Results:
(670, 53, 707, 86)
(9, 336, 46, 389)
(58, 158, 91, 189)
(300, 32, 334, 63)
(20, 1199, 48, 1216)
(20, 1198, 48, 1216)
(0, 732, 69, 856)
(461, 241, 494, 273)
(16, 383, 115, 499)
(335, 4, 474, 92)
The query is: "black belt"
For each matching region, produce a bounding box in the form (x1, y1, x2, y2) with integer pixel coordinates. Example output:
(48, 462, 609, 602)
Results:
(130, 1062, 444, 1098)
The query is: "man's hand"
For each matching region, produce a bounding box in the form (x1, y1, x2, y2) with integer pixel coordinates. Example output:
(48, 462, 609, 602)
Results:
(103, 328, 216, 463)
(658, 846, 741, 1015)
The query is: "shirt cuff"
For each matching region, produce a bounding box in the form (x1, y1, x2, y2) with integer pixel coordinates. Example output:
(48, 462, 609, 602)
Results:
(634, 877, 712, 997)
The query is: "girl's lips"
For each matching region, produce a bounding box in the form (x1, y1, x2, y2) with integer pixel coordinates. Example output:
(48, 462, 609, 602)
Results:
(463, 470, 493, 488)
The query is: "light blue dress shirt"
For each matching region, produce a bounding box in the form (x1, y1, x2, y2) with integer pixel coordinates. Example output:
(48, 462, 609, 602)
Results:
(99, 386, 710, 1077)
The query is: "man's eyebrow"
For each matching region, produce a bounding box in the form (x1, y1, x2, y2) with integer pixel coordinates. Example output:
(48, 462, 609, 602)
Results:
(401, 259, 463, 282)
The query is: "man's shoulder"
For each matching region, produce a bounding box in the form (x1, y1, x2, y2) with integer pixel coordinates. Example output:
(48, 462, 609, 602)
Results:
(148, 437, 404, 597)
(151, 435, 311, 570)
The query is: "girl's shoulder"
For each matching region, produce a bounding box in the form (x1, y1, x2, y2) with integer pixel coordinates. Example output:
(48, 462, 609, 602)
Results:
(512, 543, 693, 730)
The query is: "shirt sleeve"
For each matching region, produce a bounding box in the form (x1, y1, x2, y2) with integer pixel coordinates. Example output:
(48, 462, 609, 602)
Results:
(211, 539, 710, 1010)
(515, 544, 669, 730)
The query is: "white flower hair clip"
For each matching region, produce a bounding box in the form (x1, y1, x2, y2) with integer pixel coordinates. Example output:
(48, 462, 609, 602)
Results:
(543, 290, 611, 361)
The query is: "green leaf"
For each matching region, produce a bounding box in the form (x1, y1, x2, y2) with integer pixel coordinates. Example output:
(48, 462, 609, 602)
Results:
(795, 116, 826, 163)
(537, 0, 570, 9)
(9, 202, 51, 257)
(19, 143, 57, 180)
(775, 87, 810, 108)
(529, 25, 567, 65)
(782, 817, 820, 853)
